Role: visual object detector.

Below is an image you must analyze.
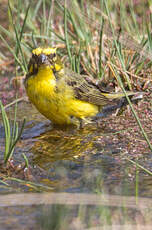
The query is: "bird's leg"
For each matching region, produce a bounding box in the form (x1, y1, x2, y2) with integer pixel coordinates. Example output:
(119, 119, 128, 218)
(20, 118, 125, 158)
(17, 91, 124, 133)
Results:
(78, 118, 84, 129)
(79, 117, 94, 128)
(70, 116, 93, 129)
(70, 116, 83, 129)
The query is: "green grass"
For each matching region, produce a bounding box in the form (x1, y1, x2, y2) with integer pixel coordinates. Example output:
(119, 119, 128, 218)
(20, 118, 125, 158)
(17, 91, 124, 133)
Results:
(0, 100, 26, 164)
(1, 0, 152, 80)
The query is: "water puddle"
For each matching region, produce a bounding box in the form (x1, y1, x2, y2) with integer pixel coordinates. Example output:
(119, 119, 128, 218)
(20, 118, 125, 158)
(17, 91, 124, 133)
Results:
(0, 101, 152, 229)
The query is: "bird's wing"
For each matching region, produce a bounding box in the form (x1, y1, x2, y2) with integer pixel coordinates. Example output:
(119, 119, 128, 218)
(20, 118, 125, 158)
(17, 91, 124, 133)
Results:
(62, 68, 111, 106)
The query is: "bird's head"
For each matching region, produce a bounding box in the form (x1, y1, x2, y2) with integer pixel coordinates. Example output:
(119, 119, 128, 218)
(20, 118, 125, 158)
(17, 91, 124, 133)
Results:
(27, 47, 63, 76)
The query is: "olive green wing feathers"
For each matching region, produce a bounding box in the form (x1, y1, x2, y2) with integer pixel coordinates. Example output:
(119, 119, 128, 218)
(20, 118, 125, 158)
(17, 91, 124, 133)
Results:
(61, 68, 111, 106)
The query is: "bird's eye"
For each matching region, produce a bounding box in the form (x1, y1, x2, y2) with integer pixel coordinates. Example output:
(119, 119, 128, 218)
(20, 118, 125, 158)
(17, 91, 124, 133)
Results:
(52, 53, 57, 62)
(49, 53, 56, 60)
(32, 53, 37, 59)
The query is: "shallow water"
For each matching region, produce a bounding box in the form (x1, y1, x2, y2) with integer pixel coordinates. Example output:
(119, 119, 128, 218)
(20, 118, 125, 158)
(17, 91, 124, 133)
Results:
(0, 101, 152, 229)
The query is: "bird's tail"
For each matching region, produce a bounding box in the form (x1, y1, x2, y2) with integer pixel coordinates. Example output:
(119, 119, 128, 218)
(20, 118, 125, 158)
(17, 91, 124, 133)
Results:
(101, 91, 142, 99)
(93, 91, 144, 119)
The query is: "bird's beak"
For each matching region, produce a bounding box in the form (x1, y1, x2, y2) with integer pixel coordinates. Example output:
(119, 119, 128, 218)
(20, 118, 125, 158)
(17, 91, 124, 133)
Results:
(38, 54, 48, 64)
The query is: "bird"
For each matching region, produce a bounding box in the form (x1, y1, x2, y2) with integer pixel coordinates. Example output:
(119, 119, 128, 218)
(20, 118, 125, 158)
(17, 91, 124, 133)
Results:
(24, 47, 142, 128)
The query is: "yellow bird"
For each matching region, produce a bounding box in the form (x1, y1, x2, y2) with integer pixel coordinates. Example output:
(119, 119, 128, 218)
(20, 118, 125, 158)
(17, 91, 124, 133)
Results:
(24, 47, 140, 127)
